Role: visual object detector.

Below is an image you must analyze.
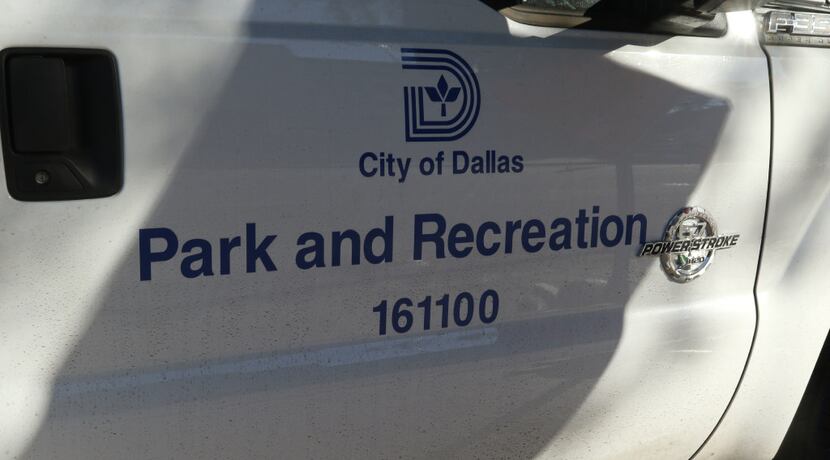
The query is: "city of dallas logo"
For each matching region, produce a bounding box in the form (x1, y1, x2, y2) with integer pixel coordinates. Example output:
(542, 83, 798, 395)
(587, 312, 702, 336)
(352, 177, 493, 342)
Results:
(639, 207, 739, 283)
(401, 48, 480, 142)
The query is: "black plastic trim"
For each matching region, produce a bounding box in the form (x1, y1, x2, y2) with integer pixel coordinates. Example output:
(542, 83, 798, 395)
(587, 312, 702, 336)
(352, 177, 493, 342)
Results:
(0, 47, 123, 201)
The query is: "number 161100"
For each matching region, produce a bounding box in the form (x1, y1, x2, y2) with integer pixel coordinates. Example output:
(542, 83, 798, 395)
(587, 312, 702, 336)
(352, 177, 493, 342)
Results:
(372, 289, 499, 335)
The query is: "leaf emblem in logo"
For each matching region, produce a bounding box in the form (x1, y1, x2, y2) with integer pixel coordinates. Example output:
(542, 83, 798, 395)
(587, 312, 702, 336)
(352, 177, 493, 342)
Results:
(425, 75, 461, 117)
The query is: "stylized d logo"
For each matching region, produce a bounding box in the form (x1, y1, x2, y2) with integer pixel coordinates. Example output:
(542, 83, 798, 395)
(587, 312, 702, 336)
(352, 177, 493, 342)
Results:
(402, 48, 481, 142)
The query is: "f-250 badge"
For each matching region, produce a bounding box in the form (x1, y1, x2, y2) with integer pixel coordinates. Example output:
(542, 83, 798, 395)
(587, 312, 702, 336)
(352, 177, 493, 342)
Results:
(639, 207, 739, 283)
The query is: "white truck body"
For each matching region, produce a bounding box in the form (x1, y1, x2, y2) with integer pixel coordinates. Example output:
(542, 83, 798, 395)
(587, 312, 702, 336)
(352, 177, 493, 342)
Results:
(0, 1, 826, 458)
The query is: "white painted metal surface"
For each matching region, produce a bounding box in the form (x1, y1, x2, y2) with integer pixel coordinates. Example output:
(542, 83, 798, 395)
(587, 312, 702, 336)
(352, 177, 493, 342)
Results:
(0, 2, 773, 459)
(696, 44, 830, 459)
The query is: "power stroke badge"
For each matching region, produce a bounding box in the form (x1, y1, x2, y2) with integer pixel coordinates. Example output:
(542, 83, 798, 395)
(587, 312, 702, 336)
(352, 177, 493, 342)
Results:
(639, 207, 739, 283)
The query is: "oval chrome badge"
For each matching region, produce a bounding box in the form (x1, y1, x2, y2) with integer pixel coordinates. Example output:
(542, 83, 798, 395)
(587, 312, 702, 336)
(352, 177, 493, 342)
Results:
(639, 207, 739, 283)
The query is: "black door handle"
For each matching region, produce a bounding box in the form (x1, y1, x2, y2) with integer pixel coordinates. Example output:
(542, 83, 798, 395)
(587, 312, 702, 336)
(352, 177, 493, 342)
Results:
(0, 48, 122, 201)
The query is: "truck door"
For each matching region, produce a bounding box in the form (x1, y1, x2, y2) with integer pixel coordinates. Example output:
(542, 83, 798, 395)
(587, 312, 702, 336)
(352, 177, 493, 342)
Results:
(0, 1, 768, 458)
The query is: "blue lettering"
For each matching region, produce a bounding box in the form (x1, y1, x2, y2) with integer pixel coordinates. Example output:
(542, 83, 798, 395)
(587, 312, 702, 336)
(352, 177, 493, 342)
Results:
(181, 238, 214, 278)
(365, 216, 394, 264)
(359, 152, 378, 178)
(452, 150, 469, 173)
(600, 215, 624, 247)
(625, 214, 648, 245)
(448, 223, 474, 258)
(296, 232, 326, 269)
(414, 213, 446, 260)
(246, 223, 277, 273)
(475, 221, 501, 256)
(139, 227, 179, 281)
(521, 219, 545, 253)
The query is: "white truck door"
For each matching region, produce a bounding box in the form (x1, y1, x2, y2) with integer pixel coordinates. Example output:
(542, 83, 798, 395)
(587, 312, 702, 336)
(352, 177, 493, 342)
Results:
(0, 1, 769, 459)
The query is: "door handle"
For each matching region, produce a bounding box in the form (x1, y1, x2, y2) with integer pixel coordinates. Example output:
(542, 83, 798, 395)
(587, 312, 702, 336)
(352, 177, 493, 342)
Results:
(0, 48, 122, 201)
